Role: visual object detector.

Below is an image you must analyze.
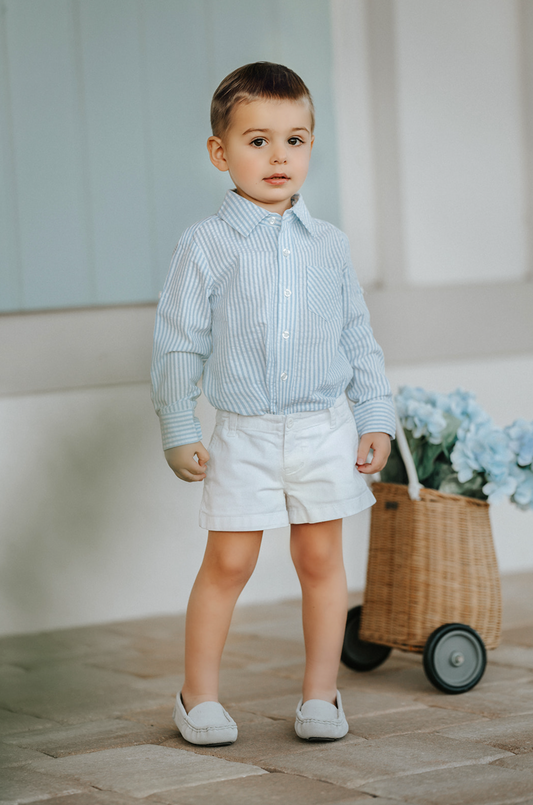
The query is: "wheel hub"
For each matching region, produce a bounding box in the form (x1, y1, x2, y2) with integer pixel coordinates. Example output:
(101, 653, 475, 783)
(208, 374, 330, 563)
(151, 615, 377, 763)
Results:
(432, 629, 485, 688)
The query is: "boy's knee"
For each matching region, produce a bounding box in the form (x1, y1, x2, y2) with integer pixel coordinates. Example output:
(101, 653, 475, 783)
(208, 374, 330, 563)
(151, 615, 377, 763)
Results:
(207, 547, 258, 587)
(292, 544, 338, 582)
(291, 526, 343, 582)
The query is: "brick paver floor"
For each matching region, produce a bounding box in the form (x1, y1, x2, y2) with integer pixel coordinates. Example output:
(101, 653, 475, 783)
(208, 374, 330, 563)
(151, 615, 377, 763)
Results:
(1, 571, 533, 804)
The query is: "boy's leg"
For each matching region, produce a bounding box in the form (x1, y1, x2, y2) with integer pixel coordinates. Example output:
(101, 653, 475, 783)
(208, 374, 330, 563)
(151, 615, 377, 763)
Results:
(181, 530, 263, 712)
(290, 518, 347, 704)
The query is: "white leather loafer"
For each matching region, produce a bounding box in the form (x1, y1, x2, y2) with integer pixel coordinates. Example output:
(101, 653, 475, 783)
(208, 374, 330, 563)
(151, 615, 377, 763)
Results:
(173, 692, 238, 746)
(294, 689, 349, 741)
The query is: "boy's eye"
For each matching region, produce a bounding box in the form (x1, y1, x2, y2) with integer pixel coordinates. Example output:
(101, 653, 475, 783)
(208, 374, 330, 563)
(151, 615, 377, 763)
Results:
(251, 138, 267, 147)
(288, 137, 304, 145)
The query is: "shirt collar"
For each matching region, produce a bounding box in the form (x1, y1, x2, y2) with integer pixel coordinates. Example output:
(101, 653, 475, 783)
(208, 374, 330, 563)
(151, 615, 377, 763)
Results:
(217, 189, 316, 237)
(289, 193, 316, 235)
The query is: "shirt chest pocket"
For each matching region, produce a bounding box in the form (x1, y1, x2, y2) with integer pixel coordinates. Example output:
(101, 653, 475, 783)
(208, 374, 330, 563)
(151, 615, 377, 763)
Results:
(306, 264, 342, 321)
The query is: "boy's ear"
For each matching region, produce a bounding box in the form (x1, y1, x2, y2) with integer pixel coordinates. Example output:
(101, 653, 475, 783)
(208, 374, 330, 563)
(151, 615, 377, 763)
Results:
(207, 136, 229, 172)
(310, 134, 315, 151)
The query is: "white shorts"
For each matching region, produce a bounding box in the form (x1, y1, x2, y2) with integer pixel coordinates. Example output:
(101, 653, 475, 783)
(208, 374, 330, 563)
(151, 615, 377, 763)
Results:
(199, 392, 376, 532)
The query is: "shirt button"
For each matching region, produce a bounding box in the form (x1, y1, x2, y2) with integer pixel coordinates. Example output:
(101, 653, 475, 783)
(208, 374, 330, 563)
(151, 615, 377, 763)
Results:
(268, 217, 277, 225)
(282, 248, 291, 257)
(280, 372, 288, 381)
(284, 289, 291, 297)
(282, 330, 289, 339)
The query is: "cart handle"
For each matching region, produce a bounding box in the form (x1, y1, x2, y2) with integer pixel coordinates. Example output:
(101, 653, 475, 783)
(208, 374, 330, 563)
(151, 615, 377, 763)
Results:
(395, 408, 423, 501)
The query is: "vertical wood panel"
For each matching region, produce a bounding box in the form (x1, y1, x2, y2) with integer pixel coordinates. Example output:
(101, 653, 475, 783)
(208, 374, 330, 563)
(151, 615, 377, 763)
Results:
(330, 0, 379, 288)
(77, 0, 153, 304)
(208, 0, 278, 80)
(140, 0, 214, 294)
(395, 0, 528, 286)
(0, 1, 22, 310)
(517, 0, 533, 281)
(5, 0, 92, 309)
(366, 0, 406, 288)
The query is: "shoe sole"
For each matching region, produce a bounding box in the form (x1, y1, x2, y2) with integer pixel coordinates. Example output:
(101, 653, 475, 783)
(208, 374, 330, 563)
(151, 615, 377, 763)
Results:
(174, 727, 237, 748)
(175, 730, 237, 747)
(203, 740, 235, 747)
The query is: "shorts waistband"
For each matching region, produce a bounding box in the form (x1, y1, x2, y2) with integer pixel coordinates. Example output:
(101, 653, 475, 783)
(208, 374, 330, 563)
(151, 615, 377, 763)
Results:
(215, 393, 351, 435)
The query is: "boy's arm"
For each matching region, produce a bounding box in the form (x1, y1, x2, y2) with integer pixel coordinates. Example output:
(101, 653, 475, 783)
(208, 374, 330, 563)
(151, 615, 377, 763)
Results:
(150, 232, 213, 452)
(339, 234, 396, 441)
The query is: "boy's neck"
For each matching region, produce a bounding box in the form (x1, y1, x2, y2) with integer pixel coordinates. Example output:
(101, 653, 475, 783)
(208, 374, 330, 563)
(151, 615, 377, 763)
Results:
(233, 187, 297, 216)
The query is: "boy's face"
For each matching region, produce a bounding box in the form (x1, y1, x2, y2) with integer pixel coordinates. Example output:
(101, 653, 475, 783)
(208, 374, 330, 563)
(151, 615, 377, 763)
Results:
(207, 98, 314, 215)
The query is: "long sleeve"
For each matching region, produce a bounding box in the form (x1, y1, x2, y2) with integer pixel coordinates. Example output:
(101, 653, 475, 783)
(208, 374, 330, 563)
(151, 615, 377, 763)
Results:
(339, 235, 396, 438)
(150, 231, 214, 450)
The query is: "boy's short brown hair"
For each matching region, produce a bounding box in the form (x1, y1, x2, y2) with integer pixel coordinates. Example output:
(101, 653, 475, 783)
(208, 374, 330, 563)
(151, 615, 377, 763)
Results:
(210, 61, 315, 138)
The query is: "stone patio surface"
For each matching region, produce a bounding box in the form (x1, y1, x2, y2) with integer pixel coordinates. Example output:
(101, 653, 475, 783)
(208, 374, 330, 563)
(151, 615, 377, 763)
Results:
(1, 571, 533, 804)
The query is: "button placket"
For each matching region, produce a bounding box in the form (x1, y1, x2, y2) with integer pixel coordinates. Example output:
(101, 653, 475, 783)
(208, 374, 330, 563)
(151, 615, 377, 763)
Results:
(278, 222, 292, 396)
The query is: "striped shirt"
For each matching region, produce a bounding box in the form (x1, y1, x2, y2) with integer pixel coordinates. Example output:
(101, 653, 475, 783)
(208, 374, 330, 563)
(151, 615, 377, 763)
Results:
(151, 189, 395, 450)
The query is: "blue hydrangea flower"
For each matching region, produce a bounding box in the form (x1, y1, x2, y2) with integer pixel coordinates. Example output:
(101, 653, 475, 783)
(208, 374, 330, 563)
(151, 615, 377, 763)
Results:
(396, 387, 447, 444)
(482, 475, 518, 505)
(505, 419, 533, 467)
(394, 385, 531, 509)
(450, 421, 515, 503)
(431, 388, 492, 440)
(450, 438, 483, 483)
(396, 386, 492, 445)
(511, 466, 533, 510)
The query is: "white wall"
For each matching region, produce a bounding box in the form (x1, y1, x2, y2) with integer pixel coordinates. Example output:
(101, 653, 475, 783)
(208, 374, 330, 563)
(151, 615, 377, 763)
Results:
(1, 353, 532, 637)
(394, 0, 528, 287)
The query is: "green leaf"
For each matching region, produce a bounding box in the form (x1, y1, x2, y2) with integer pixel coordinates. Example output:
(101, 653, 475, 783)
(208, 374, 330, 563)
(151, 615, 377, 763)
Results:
(402, 413, 462, 483)
(439, 471, 488, 500)
(424, 459, 455, 491)
(440, 413, 462, 456)
(415, 441, 445, 482)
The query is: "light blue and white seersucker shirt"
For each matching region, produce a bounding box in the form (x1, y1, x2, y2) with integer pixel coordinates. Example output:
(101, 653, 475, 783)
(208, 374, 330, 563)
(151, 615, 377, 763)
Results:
(151, 189, 396, 450)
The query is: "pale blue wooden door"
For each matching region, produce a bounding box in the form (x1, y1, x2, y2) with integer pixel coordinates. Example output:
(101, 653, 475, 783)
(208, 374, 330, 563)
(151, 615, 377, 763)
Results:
(0, 0, 339, 312)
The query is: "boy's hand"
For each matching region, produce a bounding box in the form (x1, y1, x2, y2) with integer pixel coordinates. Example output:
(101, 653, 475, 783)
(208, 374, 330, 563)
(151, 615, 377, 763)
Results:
(164, 441, 210, 483)
(356, 432, 391, 474)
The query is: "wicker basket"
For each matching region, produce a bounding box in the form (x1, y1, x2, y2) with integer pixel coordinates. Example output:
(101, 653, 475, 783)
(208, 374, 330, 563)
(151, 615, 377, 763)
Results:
(358, 481, 502, 654)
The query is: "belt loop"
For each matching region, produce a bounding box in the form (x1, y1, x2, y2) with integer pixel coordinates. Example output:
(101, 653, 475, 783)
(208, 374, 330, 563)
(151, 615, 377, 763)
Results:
(227, 411, 238, 436)
(329, 404, 336, 429)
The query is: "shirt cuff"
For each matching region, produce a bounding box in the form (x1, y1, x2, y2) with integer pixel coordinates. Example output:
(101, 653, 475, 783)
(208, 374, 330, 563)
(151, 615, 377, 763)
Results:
(350, 397, 396, 439)
(160, 409, 203, 450)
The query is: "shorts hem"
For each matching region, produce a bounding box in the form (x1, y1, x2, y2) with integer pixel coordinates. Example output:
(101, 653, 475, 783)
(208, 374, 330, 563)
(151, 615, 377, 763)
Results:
(199, 509, 290, 532)
(199, 488, 376, 531)
(287, 488, 376, 524)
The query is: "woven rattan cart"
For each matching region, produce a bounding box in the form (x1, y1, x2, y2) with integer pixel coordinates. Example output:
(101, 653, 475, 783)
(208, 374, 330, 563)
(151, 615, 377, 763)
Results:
(341, 412, 502, 693)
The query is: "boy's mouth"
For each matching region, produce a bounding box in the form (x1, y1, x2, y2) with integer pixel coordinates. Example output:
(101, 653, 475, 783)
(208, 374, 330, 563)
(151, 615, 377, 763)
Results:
(264, 174, 289, 185)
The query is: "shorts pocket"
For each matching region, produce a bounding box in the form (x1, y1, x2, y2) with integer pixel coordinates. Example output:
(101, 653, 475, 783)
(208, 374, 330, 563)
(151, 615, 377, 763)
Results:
(306, 264, 342, 321)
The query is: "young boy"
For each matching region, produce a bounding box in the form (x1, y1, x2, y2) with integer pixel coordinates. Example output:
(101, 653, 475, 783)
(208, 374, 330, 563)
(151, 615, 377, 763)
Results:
(151, 62, 395, 745)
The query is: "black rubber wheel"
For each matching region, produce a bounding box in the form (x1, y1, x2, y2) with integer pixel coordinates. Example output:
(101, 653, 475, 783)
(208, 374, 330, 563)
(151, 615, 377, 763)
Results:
(423, 623, 487, 693)
(341, 605, 392, 671)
